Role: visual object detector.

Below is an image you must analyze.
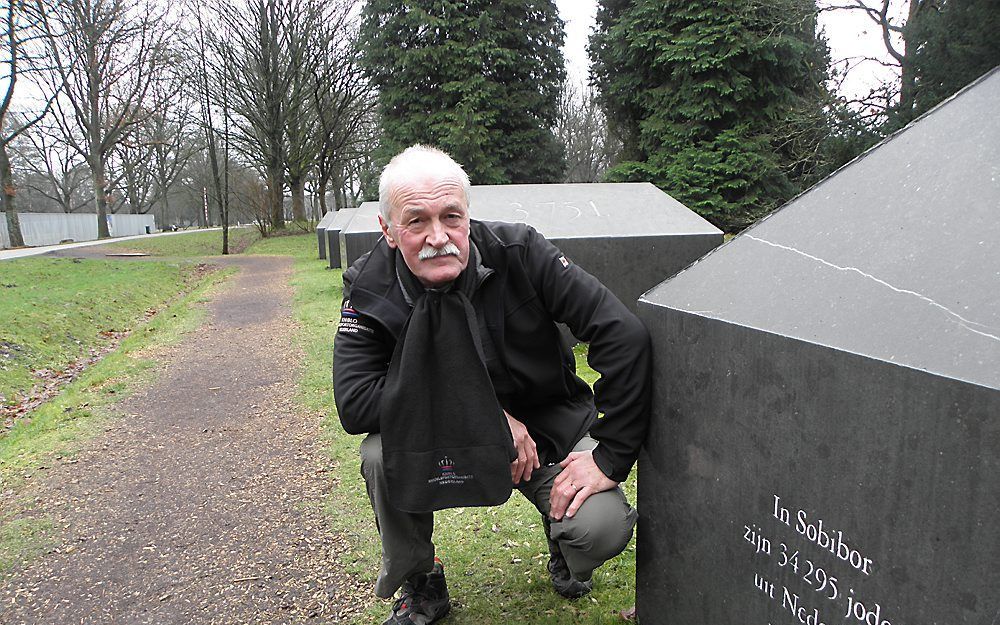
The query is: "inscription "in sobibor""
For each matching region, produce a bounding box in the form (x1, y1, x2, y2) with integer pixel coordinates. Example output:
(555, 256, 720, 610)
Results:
(773, 495, 874, 576)
(743, 494, 902, 625)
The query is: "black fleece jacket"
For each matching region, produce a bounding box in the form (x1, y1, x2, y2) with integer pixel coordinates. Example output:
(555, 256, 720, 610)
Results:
(333, 220, 651, 483)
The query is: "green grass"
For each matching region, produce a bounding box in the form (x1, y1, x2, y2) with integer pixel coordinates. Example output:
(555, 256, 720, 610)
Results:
(101, 227, 261, 257)
(0, 518, 53, 572)
(0, 265, 228, 476)
(0, 256, 231, 573)
(268, 234, 638, 624)
(0, 257, 212, 410)
(245, 232, 317, 256)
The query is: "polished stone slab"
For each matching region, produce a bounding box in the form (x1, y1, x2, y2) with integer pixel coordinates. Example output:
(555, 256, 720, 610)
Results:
(636, 67, 1000, 625)
(325, 207, 358, 269)
(316, 210, 338, 260)
(341, 203, 381, 270)
(342, 183, 722, 313)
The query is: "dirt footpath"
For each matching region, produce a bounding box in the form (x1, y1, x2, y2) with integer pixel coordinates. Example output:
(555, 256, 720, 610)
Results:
(0, 255, 364, 624)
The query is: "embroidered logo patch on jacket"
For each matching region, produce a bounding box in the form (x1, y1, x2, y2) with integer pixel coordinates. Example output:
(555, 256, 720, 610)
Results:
(338, 299, 374, 335)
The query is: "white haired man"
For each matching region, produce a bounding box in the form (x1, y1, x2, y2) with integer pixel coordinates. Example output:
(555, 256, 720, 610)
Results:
(334, 145, 650, 625)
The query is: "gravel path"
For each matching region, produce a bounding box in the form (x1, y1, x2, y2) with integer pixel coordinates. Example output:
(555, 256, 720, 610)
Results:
(0, 255, 365, 624)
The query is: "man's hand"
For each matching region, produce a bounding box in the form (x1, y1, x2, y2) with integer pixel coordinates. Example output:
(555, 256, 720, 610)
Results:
(549, 450, 617, 521)
(505, 411, 540, 485)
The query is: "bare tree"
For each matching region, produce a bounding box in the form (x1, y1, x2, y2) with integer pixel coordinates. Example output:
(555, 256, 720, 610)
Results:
(43, 0, 174, 238)
(108, 93, 200, 220)
(107, 127, 153, 213)
(2, 0, 63, 247)
(281, 0, 324, 223)
(210, 0, 368, 230)
(13, 120, 92, 212)
(555, 81, 619, 184)
(185, 2, 231, 250)
(818, 0, 927, 126)
(175, 149, 216, 227)
(229, 164, 269, 236)
(212, 0, 295, 231)
(310, 1, 372, 215)
(340, 114, 379, 206)
(148, 104, 201, 224)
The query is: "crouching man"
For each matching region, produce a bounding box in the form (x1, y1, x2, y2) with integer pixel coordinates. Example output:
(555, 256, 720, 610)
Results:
(333, 145, 650, 625)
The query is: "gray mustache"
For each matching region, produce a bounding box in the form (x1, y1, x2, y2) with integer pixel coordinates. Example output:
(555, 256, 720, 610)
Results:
(418, 242, 461, 260)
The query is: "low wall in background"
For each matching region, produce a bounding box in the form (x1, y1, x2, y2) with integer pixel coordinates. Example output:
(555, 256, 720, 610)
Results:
(1, 213, 157, 248)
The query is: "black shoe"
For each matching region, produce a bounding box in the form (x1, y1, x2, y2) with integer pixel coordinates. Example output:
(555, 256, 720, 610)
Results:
(383, 559, 451, 625)
(543, 517, 593, 599)
(547, 551, 593, 599)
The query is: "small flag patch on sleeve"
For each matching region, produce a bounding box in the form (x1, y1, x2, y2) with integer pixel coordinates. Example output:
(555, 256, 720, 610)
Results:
(558, 255, 570, 268)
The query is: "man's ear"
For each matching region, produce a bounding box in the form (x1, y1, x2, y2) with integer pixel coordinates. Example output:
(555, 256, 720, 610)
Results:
(379, 215, 397, 248)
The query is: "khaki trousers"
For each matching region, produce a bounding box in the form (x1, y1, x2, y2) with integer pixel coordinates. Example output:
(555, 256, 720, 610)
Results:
(360, 433, 638, 598)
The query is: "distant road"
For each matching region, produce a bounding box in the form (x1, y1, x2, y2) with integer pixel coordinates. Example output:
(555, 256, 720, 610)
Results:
(0, 228, 229, 261)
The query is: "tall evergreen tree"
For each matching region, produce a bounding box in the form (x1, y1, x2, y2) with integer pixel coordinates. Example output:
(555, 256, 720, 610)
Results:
(907, 0, 1000, 120)
(589, 0, 833, 231)
(360, 0, 566, 185)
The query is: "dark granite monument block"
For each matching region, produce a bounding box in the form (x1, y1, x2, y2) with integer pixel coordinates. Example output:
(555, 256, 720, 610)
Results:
(316, 210, 338, 260)
(341, 202, 382, 270)
(342, 183, 721, 314)
(325, 207, 358, 270)
(635, 69, 1000, 624)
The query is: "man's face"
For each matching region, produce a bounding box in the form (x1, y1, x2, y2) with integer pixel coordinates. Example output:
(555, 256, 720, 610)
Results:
(380, 174, 471, 288)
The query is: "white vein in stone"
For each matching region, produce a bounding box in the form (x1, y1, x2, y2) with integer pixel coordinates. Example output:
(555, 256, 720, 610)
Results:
(745, 235, 1000, 343)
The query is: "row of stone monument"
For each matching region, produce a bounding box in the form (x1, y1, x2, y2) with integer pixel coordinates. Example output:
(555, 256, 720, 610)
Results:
(322, 67, 999, 624)
(316, 181, 723, 317)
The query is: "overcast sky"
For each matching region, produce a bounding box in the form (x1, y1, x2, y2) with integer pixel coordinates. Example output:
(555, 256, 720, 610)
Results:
(554, 0, 903, 100)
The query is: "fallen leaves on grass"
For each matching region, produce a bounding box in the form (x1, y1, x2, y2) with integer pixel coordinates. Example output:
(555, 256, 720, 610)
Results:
(1, 346, 112, 431)
(1, 266, 218, 434)
(4, 329, 130, 433)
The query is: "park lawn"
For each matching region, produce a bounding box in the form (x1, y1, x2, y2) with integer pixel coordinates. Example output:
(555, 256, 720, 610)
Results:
(100, 227, 261, 257)
(266, 234, 638, 625)
(245, 231, 318, 256)
(0, 255, 229, 570)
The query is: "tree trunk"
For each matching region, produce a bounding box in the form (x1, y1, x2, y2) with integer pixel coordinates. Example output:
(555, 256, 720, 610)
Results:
(161, 193, 171, 230)
(205, 129, 225, 249)
(897, 0, 922, 125)
(198, 188, 208, 227)
(317, 177, 328, 215)
(335, 185, 346, 211)
(91, 154, 111, 238)
(222, 101, 231, 254)
(0, 145, 25, 248)
(129, 177, 142, 214)
(222, 196, 229, 254)
(267, 164, 284, 230)
(290, 176, 306, 222)
(333, 166, 348, 210)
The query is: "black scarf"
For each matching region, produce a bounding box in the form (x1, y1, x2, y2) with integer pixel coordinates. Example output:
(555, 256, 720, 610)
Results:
(379, 249, 516, 513)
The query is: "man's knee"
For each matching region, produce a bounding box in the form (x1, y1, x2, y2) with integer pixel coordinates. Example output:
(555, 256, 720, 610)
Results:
(550, 492, 637, 563)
